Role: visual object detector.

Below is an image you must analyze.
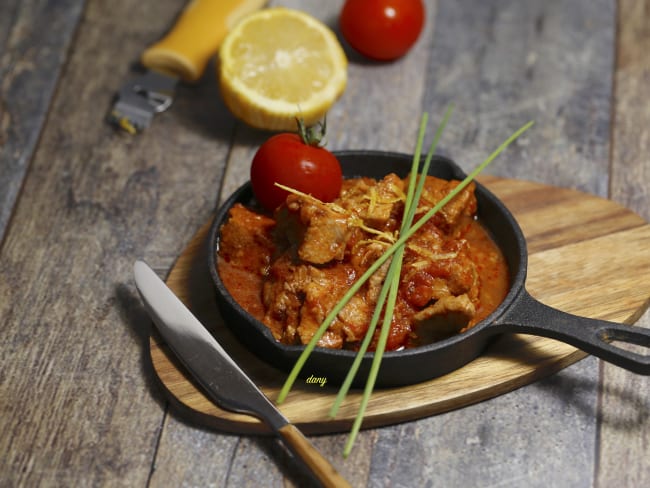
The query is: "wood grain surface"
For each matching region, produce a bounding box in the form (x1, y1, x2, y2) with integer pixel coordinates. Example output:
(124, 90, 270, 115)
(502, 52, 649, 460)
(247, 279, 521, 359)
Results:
(2, 0, 649, 487)
(0, 0, 85, 238)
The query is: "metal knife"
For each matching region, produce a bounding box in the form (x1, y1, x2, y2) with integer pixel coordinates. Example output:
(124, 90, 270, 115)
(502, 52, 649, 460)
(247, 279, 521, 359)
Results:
(109, 0, 267, 134)
(133, 261, 351, 488)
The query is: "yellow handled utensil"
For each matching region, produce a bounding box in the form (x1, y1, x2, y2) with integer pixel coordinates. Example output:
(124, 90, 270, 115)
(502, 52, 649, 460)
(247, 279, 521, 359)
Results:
(109, 0, 267, 134)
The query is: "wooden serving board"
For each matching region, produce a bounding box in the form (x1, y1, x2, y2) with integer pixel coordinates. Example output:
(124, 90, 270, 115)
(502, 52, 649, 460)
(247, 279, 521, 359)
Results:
(149, 177, 650, 435)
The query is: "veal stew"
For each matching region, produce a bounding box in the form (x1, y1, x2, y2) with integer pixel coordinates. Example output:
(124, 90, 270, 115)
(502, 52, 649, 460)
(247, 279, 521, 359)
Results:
(216, 172, 509, 352)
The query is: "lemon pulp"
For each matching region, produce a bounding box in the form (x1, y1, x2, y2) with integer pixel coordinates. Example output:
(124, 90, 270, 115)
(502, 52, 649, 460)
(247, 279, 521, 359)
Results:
(219, 8, 347, 131)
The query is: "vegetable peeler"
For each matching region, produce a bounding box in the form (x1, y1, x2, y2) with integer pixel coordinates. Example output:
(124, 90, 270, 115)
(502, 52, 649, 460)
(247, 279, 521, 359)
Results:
(109, 0, 267, 134)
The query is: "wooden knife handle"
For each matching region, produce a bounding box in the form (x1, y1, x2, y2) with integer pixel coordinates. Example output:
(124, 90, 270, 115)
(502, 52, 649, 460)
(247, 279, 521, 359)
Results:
(141, 0, 267, 82)
(278, 423, 351, 488)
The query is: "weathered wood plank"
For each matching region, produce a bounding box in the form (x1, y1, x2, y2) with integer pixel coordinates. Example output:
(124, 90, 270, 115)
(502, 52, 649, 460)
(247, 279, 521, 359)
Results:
(148, 1, 383, 486)
(597, 0, 650, 485)
(609, 0, 650, 222)
(149, 0, 440, 484)
(422, 0, 614, 197)
(368, 1, 616, 487)
(0, 0, 236, 485)
(0, 0, 86, 241)
(226, 0, 438, 485)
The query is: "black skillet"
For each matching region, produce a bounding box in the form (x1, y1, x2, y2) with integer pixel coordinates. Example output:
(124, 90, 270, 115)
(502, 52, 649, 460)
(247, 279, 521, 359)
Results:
(208, 151, 650, 387)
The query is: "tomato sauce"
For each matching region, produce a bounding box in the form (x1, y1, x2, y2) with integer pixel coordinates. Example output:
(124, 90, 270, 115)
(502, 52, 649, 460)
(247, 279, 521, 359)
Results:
(217, 174, 509, 350)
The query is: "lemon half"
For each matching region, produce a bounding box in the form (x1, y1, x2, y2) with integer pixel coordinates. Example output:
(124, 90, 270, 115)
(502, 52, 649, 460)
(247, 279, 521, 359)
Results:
(218, 7, 348, 131)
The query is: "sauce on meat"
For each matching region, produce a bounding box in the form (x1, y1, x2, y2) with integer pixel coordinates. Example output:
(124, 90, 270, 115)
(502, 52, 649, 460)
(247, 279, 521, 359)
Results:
(217, 173, 509, 351)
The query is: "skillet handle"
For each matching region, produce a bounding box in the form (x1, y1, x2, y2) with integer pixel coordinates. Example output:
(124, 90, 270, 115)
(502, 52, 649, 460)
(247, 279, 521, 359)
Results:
(494, 289, 650, 374)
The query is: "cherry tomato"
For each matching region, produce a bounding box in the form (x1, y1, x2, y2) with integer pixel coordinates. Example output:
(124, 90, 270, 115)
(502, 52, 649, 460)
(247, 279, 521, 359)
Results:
(340, 0, 425, 61)
(250, 124, 343, 211)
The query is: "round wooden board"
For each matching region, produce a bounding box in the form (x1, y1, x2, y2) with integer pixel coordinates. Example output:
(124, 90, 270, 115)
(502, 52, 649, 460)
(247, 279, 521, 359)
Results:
(149, 177, 650, 435)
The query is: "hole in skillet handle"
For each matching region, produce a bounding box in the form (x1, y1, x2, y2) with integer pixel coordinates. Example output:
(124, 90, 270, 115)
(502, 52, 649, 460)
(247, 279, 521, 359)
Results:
(207, 150, 529, 387)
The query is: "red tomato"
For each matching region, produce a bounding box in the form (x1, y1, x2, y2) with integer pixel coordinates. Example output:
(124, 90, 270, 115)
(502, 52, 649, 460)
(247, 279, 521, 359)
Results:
(250, 132, 343, 211)
(340, 0, 425, 61)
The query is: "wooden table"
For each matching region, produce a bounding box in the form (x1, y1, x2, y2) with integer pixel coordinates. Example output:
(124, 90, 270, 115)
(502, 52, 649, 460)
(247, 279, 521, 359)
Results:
(2, 1, 649, 486)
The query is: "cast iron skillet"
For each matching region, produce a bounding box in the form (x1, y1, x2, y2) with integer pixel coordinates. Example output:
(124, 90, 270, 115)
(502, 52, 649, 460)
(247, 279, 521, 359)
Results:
(207, 151, 650, 387)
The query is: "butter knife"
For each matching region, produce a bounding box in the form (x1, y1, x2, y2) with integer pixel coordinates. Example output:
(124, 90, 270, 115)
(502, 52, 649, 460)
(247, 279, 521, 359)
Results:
(133, 261, 350, 488)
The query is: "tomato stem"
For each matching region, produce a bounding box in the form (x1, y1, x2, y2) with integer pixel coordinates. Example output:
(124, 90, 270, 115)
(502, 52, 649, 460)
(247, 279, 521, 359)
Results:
(296, 117, 327, 147)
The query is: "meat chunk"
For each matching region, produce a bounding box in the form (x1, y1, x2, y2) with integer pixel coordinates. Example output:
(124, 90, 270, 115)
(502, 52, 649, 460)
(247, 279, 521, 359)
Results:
(274, 194, 351, 265)
(411, 294, 476, 343)
(363, 173, 405, 228)
(338, 173, 405, 230)
(219, 204, 275, 272)
(262, 257, 359, 348)
(272, 174, 406, 266)
(417, 179, 477, 233)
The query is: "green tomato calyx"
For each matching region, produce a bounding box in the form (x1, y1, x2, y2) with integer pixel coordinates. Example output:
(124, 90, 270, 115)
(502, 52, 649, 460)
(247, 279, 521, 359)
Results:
(296, 117, 328, 147)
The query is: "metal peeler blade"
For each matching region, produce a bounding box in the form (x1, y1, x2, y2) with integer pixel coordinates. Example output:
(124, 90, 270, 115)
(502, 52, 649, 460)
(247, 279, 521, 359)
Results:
(108, 70, 178, 134)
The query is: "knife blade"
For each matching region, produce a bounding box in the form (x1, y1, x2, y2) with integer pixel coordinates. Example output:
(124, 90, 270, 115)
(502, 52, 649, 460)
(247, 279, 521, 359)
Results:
(110, 0, 267, 134)
(133, 260, 350, 488)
